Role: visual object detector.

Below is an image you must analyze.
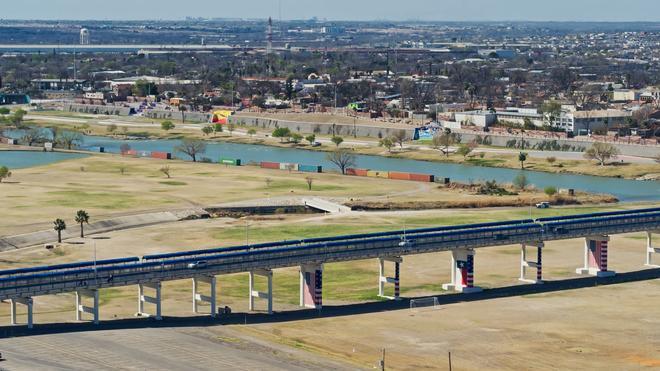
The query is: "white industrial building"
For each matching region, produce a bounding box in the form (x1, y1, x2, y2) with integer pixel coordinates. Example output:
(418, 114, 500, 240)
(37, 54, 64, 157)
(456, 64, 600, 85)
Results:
(553, 109, 632, 135)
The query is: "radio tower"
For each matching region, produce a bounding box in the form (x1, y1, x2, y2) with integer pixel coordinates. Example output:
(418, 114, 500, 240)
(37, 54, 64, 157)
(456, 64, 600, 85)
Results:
(267, 17, 273, 55)
(266, 17, 273, 76)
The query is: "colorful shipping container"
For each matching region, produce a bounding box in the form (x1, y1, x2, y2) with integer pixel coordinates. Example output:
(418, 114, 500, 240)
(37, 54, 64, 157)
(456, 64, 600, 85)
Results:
(151, 151, 172, 160)
(367, 170, 389, 179)
(299, 165, 323, 173)
(219, 158, 241, 166)
(279, 162, 299, 171)
(260, 161, 280, 169)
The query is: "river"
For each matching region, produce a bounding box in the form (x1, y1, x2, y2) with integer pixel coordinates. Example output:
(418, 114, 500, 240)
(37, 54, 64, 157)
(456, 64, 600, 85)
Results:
(2, 132, 659, 202)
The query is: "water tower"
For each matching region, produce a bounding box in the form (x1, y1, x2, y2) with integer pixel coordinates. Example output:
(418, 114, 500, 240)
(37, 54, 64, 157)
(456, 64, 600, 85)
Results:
(80, 28, 90, 45)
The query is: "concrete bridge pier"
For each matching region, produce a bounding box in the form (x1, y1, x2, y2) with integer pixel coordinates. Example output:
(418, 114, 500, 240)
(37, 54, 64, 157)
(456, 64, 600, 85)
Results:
(192, 276, 217, 317)
(378, 257, 402, 300)
(10, 297, 34, 329)
(520, 242, 544, 284)
(443, 248, 482, 293)
(249, 269, 273, 314)
(76, 289, 99, 324)
(646, 231, 660, 267)
(300, 264, 323, 309)
(137, 282, 162, 320)
(577, 236, 615, 278)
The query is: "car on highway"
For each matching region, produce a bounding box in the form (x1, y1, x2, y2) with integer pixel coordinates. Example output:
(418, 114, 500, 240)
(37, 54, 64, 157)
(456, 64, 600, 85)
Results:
(536, 202, 551, 209)
(187, 261, 208, 269)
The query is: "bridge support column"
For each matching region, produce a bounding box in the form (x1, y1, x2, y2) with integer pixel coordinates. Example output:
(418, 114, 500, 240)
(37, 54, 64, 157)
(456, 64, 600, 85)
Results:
(249, 269, 273, 314)
(300, 264, 323, 309)
(10, 297, 34, 329)
(76, 289, 99, 324)
(646, 231, 660, 268)
(137, 282, 162, 320)
(442, 248, 482, 293)
(520, 242, 544, 284)
(577, 236, 615, 278)
(378, 257, 402, 300)
(192, 276, 217, 317)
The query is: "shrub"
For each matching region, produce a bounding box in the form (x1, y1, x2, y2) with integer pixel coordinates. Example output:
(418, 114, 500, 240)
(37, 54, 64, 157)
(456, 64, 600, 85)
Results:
(513, 173, 528, 190)
(544, 186, 557, 197)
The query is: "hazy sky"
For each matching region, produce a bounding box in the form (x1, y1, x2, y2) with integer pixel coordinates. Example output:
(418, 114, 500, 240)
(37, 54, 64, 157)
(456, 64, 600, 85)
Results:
(3, 0, 659, 22)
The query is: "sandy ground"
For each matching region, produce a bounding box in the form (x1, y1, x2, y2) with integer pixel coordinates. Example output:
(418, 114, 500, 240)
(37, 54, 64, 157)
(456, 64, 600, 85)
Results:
(0, 326, 354, 370)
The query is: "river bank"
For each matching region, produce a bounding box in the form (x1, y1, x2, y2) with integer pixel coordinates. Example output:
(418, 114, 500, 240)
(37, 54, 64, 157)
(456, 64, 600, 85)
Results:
(22, 113, 660, 181)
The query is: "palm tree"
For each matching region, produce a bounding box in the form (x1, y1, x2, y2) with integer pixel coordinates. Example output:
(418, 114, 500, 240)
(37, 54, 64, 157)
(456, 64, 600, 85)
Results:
(75, 210, 90, 238)
(54, 219, 66, 243)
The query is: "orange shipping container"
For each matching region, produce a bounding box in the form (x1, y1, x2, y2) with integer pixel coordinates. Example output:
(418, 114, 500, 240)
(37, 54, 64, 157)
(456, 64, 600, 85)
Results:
(388, 171, 412, 181)
(354, 169, 369, 177)
(151, 151, 172, 160)
(409, 173, 435, 182)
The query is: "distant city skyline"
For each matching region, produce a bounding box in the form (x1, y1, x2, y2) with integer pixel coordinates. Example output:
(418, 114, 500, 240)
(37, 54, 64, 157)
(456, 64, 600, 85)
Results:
(2, 0, 659, 22)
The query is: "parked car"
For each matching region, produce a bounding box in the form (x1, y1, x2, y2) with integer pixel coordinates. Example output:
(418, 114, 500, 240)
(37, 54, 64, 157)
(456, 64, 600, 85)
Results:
(536, 202, 551, 209)
(312, 141, 322, 147)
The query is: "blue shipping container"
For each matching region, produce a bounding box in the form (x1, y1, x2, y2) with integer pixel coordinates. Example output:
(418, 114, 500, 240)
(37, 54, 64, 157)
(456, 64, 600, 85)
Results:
(299, 165, 322, 173)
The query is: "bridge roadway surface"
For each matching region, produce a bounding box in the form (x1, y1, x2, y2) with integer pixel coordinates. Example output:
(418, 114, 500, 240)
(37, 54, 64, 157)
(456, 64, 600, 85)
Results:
(0, 208, 659, 301)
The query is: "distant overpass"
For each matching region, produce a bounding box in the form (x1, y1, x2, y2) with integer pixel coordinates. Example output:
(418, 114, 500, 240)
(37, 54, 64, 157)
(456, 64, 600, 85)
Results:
(2, 208, 659, 329)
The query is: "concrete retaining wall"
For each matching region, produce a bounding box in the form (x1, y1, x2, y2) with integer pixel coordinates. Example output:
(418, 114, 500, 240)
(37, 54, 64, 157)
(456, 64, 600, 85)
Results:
(230, 115, 415, 140)
(230, 115, 659, 157)
(456, 133, 660, 158)
(65, 104, 132, 116)
(143, 110, 211, 123)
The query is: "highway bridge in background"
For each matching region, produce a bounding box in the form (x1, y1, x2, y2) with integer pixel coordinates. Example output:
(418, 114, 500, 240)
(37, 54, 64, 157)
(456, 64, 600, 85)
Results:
(2, 208, 659, 329)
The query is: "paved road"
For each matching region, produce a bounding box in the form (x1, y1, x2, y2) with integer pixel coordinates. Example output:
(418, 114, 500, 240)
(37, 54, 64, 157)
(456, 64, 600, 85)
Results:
(0, 326, 353, 370)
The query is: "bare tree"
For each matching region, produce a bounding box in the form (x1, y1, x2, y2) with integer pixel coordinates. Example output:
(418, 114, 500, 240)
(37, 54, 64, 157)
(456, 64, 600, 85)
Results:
(433, 128, 458, 157)
(392, 130, 407, 149)
(326, 149, 357, 175)
(584, 142, 620, 166)
(160, 166, 171, 178)
(58, 131, 83, 150)
(175, 138, 207, 162)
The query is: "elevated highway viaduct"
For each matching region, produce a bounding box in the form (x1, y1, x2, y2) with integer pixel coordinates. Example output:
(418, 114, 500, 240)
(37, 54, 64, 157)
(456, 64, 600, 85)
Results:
(2, 208, 659, 329)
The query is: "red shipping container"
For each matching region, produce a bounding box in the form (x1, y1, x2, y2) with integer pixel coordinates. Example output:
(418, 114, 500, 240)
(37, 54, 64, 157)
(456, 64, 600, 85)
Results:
(346, 168, 358, 176)
(388, 171, 412, 181)
(151, 151, 171, 160)
(409, 173, 434, 182)
(260, 161, 280, 169)
(354, 169, 369, 177)
(123, 150, 138, 156)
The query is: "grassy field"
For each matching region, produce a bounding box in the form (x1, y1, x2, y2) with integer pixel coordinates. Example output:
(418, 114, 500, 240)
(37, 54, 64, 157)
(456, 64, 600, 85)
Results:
(0, 150, 616, 237)
(0, 152, 418, 236)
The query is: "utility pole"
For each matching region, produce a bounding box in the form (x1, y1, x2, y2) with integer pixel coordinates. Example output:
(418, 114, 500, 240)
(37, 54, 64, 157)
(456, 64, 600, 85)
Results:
(448, 351, 452, 371)
(380, 348, 386, 371)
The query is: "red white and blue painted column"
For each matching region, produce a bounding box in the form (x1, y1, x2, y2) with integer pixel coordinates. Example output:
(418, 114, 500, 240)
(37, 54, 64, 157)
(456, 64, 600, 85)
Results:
(577, 236, 615, 278)
(394, 262, 400, 298)
(300, 264, 323, 309)
(379, 257, 403, 300)
(443, 248, 482, 293)
(520, 242, 544, 284)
